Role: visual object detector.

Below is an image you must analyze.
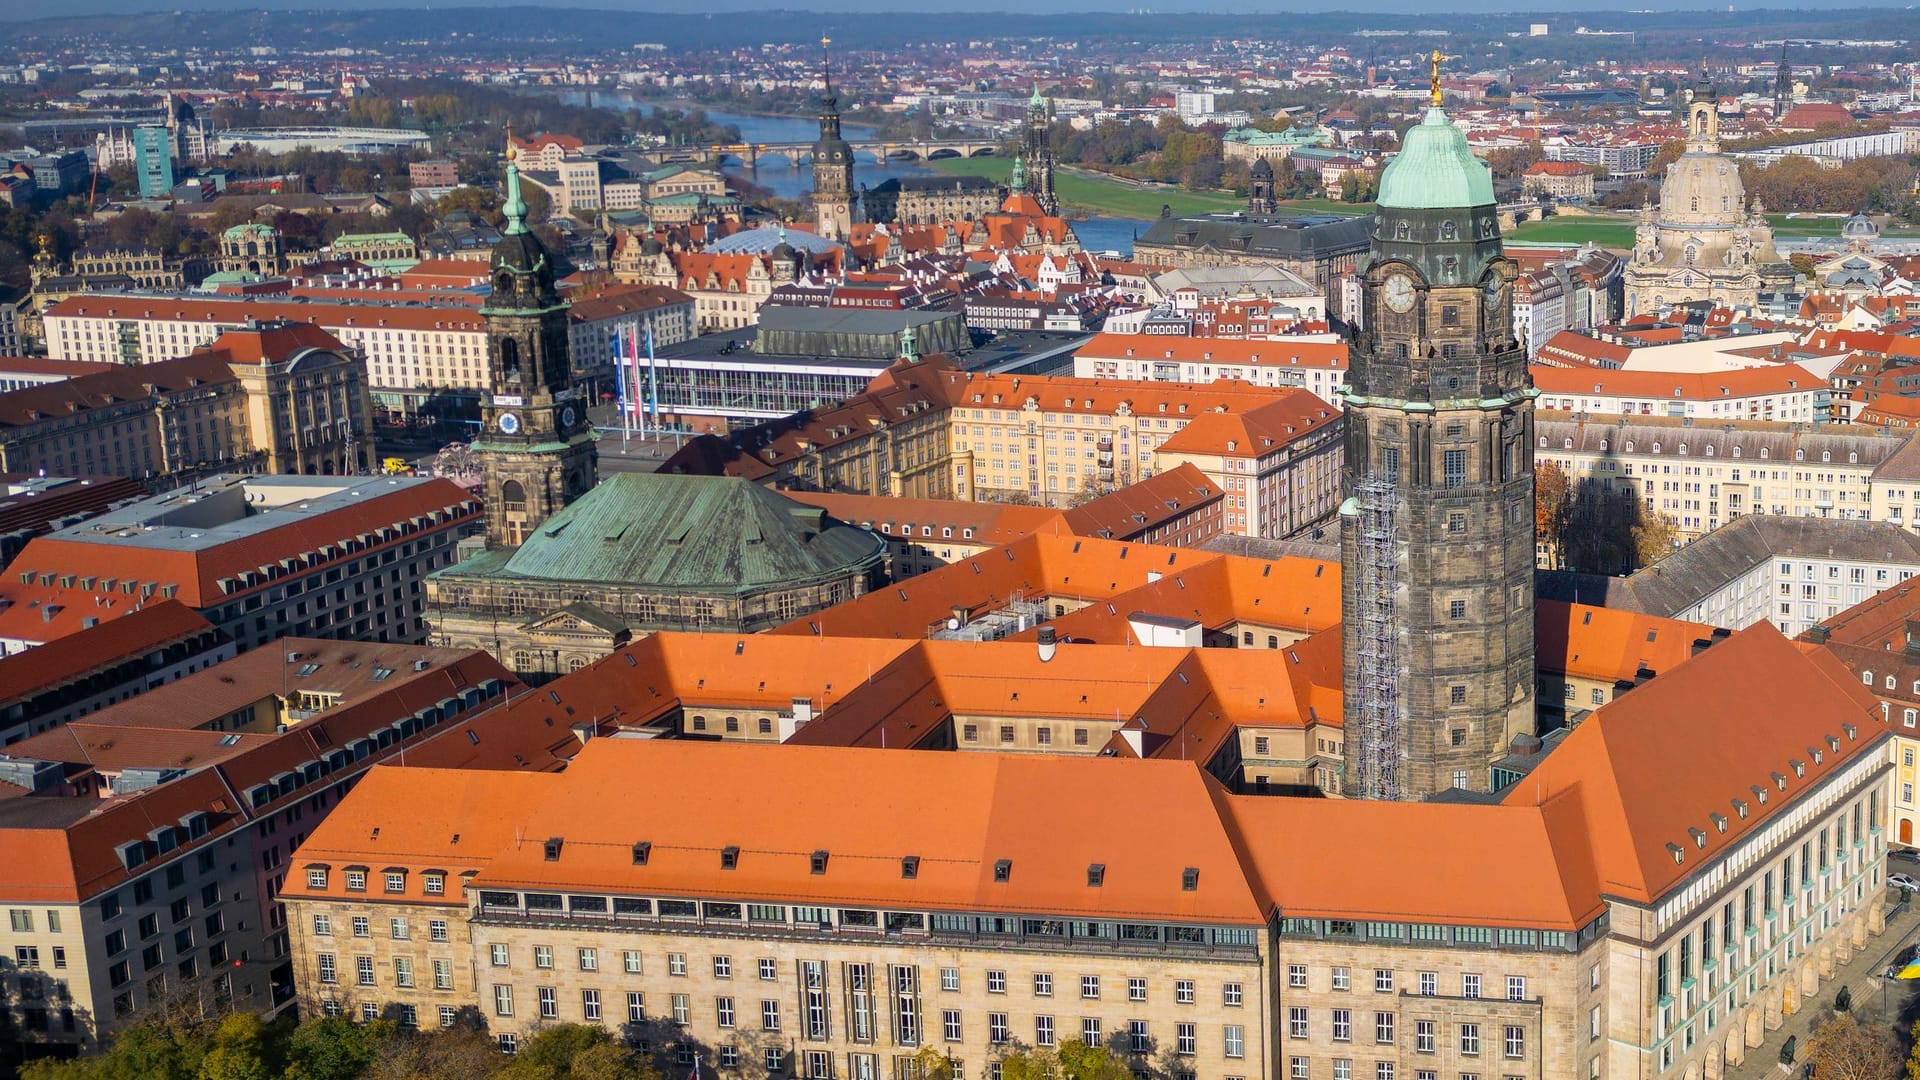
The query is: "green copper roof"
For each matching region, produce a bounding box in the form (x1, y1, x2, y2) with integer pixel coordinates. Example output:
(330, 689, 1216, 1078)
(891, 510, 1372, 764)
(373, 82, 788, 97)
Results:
(443, 474, 884, 596)
(1010, 155, 1027, 192)
(1377, 107, 1494, 211)
(502, 157, 530, 236)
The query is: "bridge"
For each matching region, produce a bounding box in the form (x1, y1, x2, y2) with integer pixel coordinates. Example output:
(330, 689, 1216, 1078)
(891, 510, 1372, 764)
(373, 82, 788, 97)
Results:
(657, 138, 1000, 167)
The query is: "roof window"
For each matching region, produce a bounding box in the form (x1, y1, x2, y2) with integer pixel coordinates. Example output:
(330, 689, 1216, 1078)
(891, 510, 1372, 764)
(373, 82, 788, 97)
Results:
(721, 846, 740, 870)
(993, 859, 1012, 883)
(632, 842, 651, 866)
(1087, 863, 1105, 888)
(1182, 867, 1200, 891)
(901, 856, 920, 880)
(543, 838, 564, 862)
(811, 850, 830, 875)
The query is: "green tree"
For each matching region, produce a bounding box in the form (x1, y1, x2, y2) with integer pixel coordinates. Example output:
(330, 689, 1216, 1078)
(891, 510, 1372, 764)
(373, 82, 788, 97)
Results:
(499, 1024, 656, 1080)
(195, 1013, 278, 1080)
(283, 1016, 387, 1080)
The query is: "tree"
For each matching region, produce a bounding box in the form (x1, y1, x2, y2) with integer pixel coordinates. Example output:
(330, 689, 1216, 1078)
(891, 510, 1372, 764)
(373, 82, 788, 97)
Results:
(1535, 461, 1572, 569)
(1631, 511, 1682, 570)
(283, 1016, 387, 1080)
(1054, 1041, 1133, 1080)
(195, 1013, 280, 1080)
(1804, 1014, 1898, 1080)
(499, 1024, 656, 1080)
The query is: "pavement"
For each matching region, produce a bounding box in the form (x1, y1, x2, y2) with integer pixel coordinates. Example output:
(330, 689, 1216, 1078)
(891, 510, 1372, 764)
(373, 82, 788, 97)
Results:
(1723, 882, 1920, 1080)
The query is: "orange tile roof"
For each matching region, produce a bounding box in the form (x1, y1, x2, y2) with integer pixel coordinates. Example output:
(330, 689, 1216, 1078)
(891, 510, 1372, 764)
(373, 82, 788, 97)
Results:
(1075, 333, 1347, 370)
(1535, 600, 1716, 686)
(465, 739, 1269, 925)
(1505, 624, 1884, 905)
(0, 600, 218, 706)
(1155, 394, 1338, 457)
(1532, 363, 1824, 402)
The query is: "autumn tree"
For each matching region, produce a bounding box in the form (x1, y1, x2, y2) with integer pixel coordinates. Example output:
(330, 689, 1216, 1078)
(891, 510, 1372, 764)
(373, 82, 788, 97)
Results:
(1535, 461, 1572, 569)
(1631, 511, 1682, 570)
(499, 1024, 658, 1080)
(1802, 1014, 1898, 1080)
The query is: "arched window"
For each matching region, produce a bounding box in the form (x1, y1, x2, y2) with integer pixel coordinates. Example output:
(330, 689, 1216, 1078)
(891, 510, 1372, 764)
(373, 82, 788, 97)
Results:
(1651, 441, 1662, 453)
(1732, 446, 1742, 459)
(498, 338, 521, 382)
(1850, 452, 1859, 463)
(500, 480, 526, 512)
(1691, 197, 1700, 212)
(1625, 441, 1635, 452)
(1864, 671, 1876, 686)
(1822, 451, 1831, 462)
(1795, 449, 1805, 461)
(1760, 447, 1770, 459)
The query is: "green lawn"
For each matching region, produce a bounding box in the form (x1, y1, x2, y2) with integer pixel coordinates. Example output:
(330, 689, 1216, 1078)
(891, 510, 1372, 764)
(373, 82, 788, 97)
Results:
(1505, 215, 1638, 249)
(926, 156, 1247, 218)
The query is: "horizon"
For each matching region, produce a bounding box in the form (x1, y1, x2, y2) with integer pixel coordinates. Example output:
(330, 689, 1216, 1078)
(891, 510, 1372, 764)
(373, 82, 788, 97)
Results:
(5, 0, 1919, 17)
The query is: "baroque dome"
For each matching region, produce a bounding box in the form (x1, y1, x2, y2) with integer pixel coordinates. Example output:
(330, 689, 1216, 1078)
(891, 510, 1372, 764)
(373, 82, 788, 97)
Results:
(1658, 150, 1747, 232)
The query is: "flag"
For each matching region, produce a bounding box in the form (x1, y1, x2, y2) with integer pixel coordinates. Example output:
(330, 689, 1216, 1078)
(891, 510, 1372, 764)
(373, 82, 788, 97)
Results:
(612, 326, 629, 419)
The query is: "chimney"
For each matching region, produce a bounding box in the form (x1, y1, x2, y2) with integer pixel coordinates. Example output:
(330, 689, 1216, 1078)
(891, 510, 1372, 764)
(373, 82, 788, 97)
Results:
(1805, 624, 1831, 644)
(1037, 626, 1057, 664)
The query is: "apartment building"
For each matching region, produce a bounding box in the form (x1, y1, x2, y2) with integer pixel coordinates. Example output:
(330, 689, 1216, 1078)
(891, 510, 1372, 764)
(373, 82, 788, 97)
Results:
(1071, 335, 1349, 410)
(946, 373, 1336, 514)
(0, 640, 516, 1049)
(1152, 398, 1341, 539)
(1533, 416, 1905, 542)
(1533, 365, 1831, 425)
(0, 474, 481, 653)
(39, 292, 690, 411)
(1797, 576, 1920, 852)
(1588, 516, 1920, 639)
(0, 600, 233, 746)
(278, 623, 1892, 1080)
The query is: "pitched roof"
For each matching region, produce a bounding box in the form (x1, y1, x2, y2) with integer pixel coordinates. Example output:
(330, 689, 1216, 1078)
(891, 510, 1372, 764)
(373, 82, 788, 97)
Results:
(448, 474, 884, 594)
(0, 600, 218, 707)
(0, 352, 238, 430)
(462, 739, 1269, 925)
(1504, 624, 1883, 905)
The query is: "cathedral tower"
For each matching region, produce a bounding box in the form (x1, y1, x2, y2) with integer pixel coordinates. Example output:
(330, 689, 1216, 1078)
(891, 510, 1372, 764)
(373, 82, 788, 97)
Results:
(1249, 156, 1276, 215)
(1021, 82, 1059, 217)
(1340, 56, 1535, 800)
(474, 135, 598, 549)
(810, 38, 855, 242)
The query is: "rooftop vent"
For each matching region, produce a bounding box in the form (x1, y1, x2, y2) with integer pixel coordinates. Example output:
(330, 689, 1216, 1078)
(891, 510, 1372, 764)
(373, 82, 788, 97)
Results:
(993, 859, 1012, 883)
(543, 837, 563, 862)
(631, 842, 651, 866)
(811, 850, 829, 875)
(901, 855, 919, 880)
(1087, 863, 1105, 888)
(721, 845, 740, 870)
(1182, 867, 1200, 891)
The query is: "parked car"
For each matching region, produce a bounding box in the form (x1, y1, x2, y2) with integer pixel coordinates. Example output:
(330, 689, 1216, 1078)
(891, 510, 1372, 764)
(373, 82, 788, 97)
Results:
(1890, 873, 1920, 890)
(1892, 848, 1920, 864)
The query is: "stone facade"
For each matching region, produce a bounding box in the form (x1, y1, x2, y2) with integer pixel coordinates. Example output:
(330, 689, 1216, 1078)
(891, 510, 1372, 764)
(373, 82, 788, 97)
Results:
(861, 176, 1002, 226)
(1341, 109, 1536, 800)
(474, 153, 598, 549)
(1623, 86, 1794, 318)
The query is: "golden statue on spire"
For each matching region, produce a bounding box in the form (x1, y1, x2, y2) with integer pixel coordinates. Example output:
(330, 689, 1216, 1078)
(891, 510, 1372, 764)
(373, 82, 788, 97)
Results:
(504, 122, 517, 163)
(1429, 50, 1452, 109)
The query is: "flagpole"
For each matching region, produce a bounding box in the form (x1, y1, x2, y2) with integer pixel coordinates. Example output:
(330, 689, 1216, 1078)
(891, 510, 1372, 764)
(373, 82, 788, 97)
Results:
(646, 318, 660, 440)
(615, 325, 631, 449)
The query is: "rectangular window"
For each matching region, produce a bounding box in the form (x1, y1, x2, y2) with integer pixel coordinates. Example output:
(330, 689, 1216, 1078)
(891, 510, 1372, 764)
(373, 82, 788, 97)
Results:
(714, 955, 731, 979)
(991, 1013, 1009, 1045)
(1083, 1018, 1101, 1045)
(1332, 1010, 1352, 1042)
(628, 993, 646, 1023)
(1292, 1059, 1309, 1080)
(494, 985, 514, 1017)
(672, 995, 690, 1025)
(318, 954, 336, 984)
(1176, 1022, 1196, 1055)
(1035, 973, 1053, 996)
(1418, 972, 1436, 996)
(534, 945, 552, 969)
(1037, 1015, 1055, 1048)
(539, 987, 558, 1020)
(717, 997, 736, 1028)
(988, 970, 1006, 994)
(1416, 1021, 1435, 1054)
(1375, 970, 1394, 993)
(356, 956, 374, 986)
(1460, 1024, 1481, 1056)
(395, 958, 414, 988)
(942, 968, 959, 992)
(1129, 977, 1147, 1002)
(1130, 1020, 1150, 1053)
(1082, 975, 1100, 999)
(626, 951, 643, 975)
(1462, 974, 1480, 999)
(763, 1000, 782, 1032)
(944, 1010, 962, 1043)
(434, 959, 452, 990)
(1503, 1027, 1524, 1059)
(1289, 965, 1308, 989)
(1444, 449, 1467, 489)
(580, 948, 597, 971)
(1376, 1012, 1396, 1045)
(491, 945, 509, 967)
(583, 990, 601, 1022)
(1332, 968, 1351, 991)
(1289, 1007, 1308, 1039)
(1506, 976, 1525, 1002)
(1225, 1025, 1244, 1059)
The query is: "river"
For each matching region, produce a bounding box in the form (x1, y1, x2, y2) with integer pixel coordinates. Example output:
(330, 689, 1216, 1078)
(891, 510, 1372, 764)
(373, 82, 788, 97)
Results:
(569, 94, 1149, 256)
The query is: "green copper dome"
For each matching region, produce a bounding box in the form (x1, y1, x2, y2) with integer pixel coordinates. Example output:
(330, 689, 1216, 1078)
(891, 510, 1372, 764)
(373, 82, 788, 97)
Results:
(1377, 107, 1494, 210)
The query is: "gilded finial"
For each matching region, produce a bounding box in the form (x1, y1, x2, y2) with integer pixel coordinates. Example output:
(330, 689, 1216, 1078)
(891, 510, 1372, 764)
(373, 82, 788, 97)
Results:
(504, 122, 517, 163)
(1429, 50, 1452, 109)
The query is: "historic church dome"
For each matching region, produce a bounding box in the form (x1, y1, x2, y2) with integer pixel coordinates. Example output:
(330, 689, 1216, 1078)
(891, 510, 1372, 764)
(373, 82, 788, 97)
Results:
(1843, 211, 1880, 241)
(1376, 107, 1494, 210)
(1657, 150, 1747, 232)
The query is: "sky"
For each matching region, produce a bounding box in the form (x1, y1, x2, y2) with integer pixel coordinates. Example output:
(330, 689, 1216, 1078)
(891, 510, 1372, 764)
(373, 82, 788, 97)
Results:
(7, 0, 1917, 16)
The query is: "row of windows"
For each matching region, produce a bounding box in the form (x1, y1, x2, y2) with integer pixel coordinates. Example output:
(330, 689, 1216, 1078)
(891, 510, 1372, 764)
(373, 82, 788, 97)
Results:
(1286, 968, 1528, 1000)
(1284, 1011, 1526, 1058)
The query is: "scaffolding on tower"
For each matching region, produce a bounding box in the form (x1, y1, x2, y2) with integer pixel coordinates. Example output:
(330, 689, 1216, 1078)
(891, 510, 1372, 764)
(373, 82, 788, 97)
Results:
(1351, 472, 1406, 802)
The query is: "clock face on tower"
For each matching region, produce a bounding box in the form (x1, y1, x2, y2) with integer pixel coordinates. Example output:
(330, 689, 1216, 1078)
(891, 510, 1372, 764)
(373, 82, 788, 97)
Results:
(1383, 273, 1416, 314)
(498, 412, 520, 435)
(561, 405, 578, 431)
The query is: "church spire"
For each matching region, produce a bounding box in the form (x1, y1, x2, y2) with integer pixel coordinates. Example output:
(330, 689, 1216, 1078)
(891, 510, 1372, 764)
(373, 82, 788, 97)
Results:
(502, 126, 530, 236)
(1010, 155, 1027, 193)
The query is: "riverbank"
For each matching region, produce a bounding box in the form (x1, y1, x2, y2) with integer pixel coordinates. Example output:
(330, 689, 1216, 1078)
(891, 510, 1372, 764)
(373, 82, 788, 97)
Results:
(926, 157, 1248, 219)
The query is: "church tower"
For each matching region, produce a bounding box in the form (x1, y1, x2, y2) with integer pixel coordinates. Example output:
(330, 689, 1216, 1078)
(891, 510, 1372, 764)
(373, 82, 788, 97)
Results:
(810, 38, 855, 242)
(1021, 82, 1059, 217)
(1248, 156, 1277, 215)
(1773, 45, 1793, 122)
(1340, 55, 1534, 800)
(474, 134, 598, 549)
